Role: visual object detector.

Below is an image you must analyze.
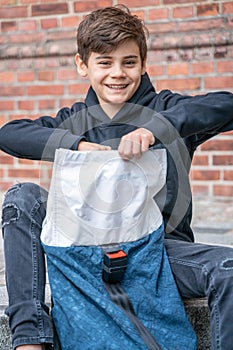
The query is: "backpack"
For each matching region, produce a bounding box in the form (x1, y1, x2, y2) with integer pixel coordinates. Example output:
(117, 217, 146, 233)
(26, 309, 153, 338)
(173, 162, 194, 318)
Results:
(41, 148, 196, 350)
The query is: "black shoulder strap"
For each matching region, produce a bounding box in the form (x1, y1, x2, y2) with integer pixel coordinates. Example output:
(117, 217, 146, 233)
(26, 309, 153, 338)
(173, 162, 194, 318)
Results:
(104, 282, 162, 350)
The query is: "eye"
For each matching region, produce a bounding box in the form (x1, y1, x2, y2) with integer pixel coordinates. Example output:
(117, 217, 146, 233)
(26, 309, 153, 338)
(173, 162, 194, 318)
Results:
(124, 60, 137, 67)
(98, 61, 111, 66)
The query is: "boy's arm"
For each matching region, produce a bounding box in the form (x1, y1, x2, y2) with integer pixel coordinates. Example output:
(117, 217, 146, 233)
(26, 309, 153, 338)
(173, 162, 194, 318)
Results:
(144, 90, 233, 145)
(0, 104, 86, 161)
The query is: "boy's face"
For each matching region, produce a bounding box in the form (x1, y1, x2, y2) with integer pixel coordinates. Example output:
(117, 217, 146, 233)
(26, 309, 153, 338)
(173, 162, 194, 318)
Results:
(76, 40, 146, 114)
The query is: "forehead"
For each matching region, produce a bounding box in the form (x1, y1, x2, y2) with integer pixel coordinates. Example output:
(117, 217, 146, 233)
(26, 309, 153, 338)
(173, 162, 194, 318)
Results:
(90, 39, 141, 60)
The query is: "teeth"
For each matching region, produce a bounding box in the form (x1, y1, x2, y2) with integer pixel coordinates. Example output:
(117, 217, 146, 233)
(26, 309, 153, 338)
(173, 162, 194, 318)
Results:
(107, 84, 127, 89)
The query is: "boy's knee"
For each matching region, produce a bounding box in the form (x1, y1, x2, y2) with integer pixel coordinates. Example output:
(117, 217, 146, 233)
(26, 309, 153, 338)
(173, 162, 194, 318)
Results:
(2, 183, 47, 228)
(4, 182, 39, 198)
(4, 182, 44, 203)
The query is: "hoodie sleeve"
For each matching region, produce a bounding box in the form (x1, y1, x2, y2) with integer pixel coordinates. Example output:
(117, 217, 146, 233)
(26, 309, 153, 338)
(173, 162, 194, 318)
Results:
(143, 90, 233, 146)
(0, 103, 87, 161)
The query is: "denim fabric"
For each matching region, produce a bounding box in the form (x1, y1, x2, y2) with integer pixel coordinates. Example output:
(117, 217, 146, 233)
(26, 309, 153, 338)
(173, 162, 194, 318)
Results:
(43, 226, 196, 350)
(2, 182, 233, 349)
(1, 183, 53, 350)
(165, 239, 233, 350)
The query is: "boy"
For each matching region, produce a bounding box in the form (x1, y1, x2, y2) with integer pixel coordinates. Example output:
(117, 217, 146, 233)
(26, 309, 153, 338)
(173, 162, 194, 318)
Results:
(1, 5, 233, 350)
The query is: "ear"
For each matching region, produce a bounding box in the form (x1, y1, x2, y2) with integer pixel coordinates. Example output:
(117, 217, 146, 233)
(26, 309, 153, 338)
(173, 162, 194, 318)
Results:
(75, 53, 88, 77)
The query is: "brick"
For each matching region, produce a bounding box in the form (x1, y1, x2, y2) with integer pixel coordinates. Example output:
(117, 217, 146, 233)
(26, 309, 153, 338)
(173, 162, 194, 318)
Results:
(38, 71, 55, 81)
(19, 20, 37, 31)
(148, 8, 169, 20)
(41, 18, 58, 29)
(0, 72, 14, 83)
(173, 6, 194, 19)
(165, 0, 201, 3)
(27, 85, 64, 95)
(17, 158, 37, 165)
(61, 16, 79, 28)
(131, 10, 145, 21)
(164, 50, 179, 62)
(223, 2, 233, 14)
(0, 155, 14, 165)
(69, 83, 89, 95)
(47, 30, 75, 42)
(147, 22, 176, 34)
(147, 65, 164, 76)
(157, 78, 200, 91)
(204, 76, 233, 89)
(201, 140, 233, 151)
(192, 62, 214, 74)
(10, 32, 45, 44)
(1, 0, 19, 4)
(122, 0, 159, 6)
(217, 60, 233, 73)
(197, 4, 219, 17)
(57, 69, 77, 81)
(213, 155, 233, 166)
(38, 99, 55, 110)
(31, 3, 68, 17)
(1, 86, 24, 96)
(8, 169, 40, 178)
(59, 99, 77, 108)
(17, 71, 35, 82)
(74, 1, 105, 12)
(214, 46, 227, 59)
(192, 154, 209, 166)
(194, 47, 213, 61)
(0, 115, 7, 126)
(179, 49, 194, 62)
(18, 100, 34, 110)
(214, 185, 233, 197)
(227, 17, 233, 29)
(178, 18, 224, 32)
(167, 62, 189, 76)
(0, 101, 14, 111)
(21, 0, 40, 3)
(0, 6, 28, 19)
(224, 171, 233, 181)
(1, 21, 17, 32)
(191, 170, 220, 181)
(191, 184, 209, 196)
(163, 36, 180, 49)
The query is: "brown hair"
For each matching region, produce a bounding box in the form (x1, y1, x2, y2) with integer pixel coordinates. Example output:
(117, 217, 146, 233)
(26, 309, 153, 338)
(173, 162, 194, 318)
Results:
(77, 5, 148, 65)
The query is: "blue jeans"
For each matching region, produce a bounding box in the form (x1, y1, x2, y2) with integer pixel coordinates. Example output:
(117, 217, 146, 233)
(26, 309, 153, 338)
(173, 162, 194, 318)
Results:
(2, 182, 233, 350)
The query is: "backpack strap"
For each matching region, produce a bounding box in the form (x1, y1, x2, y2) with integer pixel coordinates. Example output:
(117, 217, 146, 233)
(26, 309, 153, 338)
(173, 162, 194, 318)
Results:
(102, 249, 162, 350)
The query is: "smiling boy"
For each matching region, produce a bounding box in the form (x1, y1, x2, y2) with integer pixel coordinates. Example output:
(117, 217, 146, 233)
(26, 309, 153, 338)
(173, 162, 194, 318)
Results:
(1, 5, 233, 350)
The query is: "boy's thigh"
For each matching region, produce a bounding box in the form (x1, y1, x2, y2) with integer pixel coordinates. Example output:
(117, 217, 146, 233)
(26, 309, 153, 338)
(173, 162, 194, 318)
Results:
(165, 239, 233, 299)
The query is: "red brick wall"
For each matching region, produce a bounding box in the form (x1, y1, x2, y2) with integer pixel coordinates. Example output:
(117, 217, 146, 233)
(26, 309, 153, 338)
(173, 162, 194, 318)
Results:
(0, 0, 233, 199)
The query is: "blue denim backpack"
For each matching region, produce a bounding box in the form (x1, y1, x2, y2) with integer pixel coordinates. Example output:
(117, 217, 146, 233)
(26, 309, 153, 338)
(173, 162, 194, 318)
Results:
(41, 149, 196, 350)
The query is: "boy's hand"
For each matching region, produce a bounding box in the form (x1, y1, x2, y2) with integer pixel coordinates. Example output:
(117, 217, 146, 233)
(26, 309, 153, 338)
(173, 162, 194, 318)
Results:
(78, 141, 112, 151)
(118, 128, 155, 160)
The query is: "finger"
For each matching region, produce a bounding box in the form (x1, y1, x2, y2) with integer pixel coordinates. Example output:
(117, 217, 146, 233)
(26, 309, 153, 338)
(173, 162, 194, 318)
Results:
(132, 135, 142, 159)
(141, 135, 150, 153)
(99, 145, 112, 151)
(118, 138, 133, 160)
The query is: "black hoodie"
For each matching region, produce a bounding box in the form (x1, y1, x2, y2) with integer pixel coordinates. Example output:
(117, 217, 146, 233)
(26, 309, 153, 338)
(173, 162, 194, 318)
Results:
(1, 73, 233, 241)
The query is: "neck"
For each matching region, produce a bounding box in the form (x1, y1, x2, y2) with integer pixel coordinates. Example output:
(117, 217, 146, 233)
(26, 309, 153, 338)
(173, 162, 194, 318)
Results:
(100, 102, 124, 119)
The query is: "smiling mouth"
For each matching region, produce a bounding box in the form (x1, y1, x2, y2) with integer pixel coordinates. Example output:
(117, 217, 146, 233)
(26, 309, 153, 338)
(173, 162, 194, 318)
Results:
(106, 84, 129, 90)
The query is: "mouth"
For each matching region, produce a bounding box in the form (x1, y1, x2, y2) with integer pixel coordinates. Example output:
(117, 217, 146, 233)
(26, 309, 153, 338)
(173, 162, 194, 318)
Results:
(105, 84, 129, 90)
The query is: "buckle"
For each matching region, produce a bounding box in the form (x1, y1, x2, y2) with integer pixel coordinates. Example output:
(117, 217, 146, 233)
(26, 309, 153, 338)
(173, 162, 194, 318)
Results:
(102, 250, 127, 284)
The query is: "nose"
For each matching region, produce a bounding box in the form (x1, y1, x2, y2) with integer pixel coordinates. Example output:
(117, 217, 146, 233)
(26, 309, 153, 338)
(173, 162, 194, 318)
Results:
(110, 64, 126, 78)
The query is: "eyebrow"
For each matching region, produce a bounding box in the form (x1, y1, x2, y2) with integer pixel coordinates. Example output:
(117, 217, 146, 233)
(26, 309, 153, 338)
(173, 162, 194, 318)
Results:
(95, 55, 139, 60)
